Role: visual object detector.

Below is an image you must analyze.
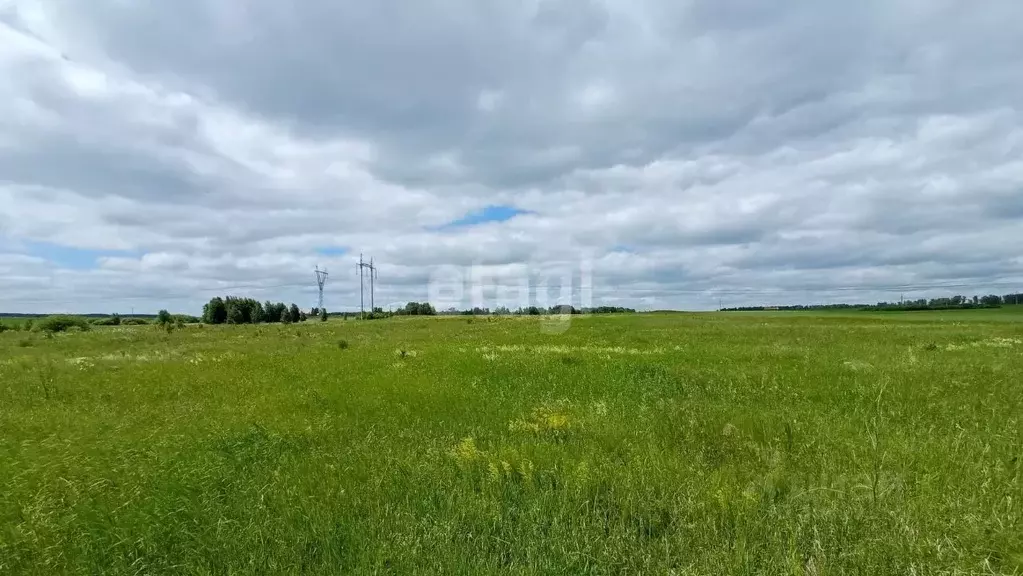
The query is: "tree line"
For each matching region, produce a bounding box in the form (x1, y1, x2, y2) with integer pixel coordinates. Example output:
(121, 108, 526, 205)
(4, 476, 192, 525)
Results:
(722, 292, 1023, 312)
(387, 303, 635, 317)
(201, 297, 327, 325)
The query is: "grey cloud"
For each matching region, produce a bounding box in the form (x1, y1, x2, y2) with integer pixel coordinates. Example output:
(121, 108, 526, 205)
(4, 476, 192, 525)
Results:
(2, 0, 1023, 313)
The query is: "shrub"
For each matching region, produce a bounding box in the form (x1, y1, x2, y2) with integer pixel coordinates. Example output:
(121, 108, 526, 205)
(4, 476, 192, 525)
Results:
(91, 314, 122, 326)
(0, 322, 9, 333)
(337, 339, 349, 350)
(156, 310, 173, 326)
(122, 318, 150, 326)
(22, 319, 34, 332)
(320, 308, 328, 322)
(35, 315, 92, 333)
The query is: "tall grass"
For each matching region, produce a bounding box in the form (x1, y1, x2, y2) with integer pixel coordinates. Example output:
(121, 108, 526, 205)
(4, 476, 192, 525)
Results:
(0, 312, 1021, 574)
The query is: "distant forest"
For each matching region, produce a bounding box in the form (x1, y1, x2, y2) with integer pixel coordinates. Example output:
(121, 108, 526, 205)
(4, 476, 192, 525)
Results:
(383, 303, 636, 317)
(722, 293, 1023, 312)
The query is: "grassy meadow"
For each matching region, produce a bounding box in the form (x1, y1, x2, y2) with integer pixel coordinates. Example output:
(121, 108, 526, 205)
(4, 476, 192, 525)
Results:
(1, 311, 1021, 574)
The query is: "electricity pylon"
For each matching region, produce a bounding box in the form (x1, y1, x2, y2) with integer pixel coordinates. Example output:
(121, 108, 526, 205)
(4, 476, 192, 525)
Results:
(315, 266, 329, 311)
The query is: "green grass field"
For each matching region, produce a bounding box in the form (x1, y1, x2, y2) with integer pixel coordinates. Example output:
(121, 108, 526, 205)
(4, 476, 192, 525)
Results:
(2, 312, 1021, 574)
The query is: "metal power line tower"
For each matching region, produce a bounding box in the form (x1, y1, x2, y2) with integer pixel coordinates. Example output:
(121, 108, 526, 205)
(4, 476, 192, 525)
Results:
(315, 266, 329, 311)
(356, 254, 377, 319)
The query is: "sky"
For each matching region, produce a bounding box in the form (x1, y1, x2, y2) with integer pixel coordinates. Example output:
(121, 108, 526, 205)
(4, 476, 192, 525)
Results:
(1, 0, 1022, 314)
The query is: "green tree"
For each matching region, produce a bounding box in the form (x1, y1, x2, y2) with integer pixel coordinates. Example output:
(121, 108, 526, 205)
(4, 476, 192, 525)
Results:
(981, 294, 1003, 307)
(320, 308, 328, 322)
(203, 297, 228, 324)
(227, 305, 245, 324)
(289, 303, 301, 323)
(157, 310, 173, 326)
(281, 309, 293, 324)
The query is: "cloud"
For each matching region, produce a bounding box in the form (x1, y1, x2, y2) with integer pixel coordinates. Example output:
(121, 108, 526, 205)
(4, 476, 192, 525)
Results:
(1, 0, 1022, 313)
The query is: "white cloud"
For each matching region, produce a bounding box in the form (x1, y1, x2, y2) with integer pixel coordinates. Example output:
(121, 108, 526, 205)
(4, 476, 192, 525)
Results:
(1, 0, 1022, 313)
(476, 89, 503, 113)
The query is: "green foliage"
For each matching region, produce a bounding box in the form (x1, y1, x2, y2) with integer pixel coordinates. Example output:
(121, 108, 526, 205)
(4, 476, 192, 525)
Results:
(227, 304, 245, 325)
(202, 297, 228, 324)
(34, 315, 92, 333)
(201, 297, 305, 325)
(22, 319, 34, 332)
(280, 308, 292, 324)
(121, 318, 149, 326)
(91, 314, 122, 326)
(395, 301, 437, 316)
(225, 297, 264, 324)
(0, 321, 9, 333)
(724, 293, 1011, 312)
(156, 310, 173, 326)
(319, 308, 328, 322)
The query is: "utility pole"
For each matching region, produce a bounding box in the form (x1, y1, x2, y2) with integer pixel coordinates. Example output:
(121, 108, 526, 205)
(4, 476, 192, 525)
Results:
(315, 266, 329, 311)
(356, 254, 377, 319)
(370, 257, 376, 313)
(357, 254, 364, 319)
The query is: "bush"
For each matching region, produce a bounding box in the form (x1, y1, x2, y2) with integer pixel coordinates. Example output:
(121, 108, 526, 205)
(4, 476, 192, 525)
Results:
(35, 315, 92, 333)
(22, 319, 34, 332)
(0, 322, 9, 333)
(157, 310, 173, 326)
(320, 308, 328, 322)
(91, 314, 122, 326)
(122, 318, 150, 326)
(337, 339, 349, 350)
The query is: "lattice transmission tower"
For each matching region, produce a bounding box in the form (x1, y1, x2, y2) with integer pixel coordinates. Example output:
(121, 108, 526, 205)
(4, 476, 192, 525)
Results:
(315, 266, 329, 311)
